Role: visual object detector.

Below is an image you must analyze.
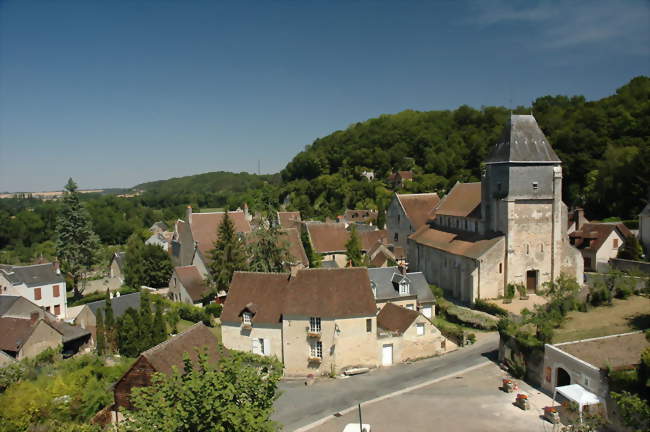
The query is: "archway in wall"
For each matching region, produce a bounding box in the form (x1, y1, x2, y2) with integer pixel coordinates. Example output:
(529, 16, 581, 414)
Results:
(556, 367, 571, 387)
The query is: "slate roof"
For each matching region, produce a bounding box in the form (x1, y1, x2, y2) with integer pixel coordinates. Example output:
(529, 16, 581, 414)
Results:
(377, 303, 419, 334)
(409, 225, 504, 259)
(283, 268, 376, 318)
(221, 272, 291, 324)
(174, 266, 209, 302)
(569, 223, 632, 252)
(0, 296, 20, 316)
(190, 211, 252, 258)
(556, 332, 650, 371)
(320, 260, 340, 269)
(277, 211, 302, 229)
(641, 203, 650, 216)
(0, 263, 64, 287)
(46, 318, 91, 343)
(150, 221, 169, 232)
(85, 292, 141, 319)
(435, 182, 482, 218)
(396, 193, 440, 230)
(485, 115, 561, 164)
(342, 209, 378, 223)
(368, 267, 434, 303)
(171, 220, 195, 267)
(139, 322, 222, 375)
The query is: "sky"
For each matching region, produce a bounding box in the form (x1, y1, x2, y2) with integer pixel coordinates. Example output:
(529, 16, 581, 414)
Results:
(0, 0, 648, 192)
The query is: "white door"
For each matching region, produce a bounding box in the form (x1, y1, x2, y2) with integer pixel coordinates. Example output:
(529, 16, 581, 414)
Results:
(422, 306, 432, 319)
(382, 344, 393, 366)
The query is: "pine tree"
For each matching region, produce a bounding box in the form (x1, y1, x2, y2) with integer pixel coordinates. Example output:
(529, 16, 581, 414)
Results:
(118, 309, 140, 357)
(301, 228, 321, 268)
(55, 178, 101, 298)
(124, 234, 146, 288)
(96, 309, 106, 356)
(152, 302, 167, 345)
(345, 225, 364, 267)
(207, 212, 248, 293)
(104, 289, 115, 353)
(248, 219, 291, 272)
(139, 294, 153, 351)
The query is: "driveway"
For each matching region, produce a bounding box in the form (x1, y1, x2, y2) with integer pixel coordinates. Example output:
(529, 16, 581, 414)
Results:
(273, 332, 499, 431)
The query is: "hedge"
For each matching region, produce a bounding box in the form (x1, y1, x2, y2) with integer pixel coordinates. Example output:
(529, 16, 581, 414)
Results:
(445, 304, 498, 330)
(473, 299, 509, 317)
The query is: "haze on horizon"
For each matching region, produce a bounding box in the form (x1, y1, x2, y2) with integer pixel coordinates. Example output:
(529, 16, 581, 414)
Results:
(1, 0, 648, 192)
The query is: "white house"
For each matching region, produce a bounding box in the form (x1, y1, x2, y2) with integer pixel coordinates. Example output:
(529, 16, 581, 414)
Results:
(0, 263, 67, 319)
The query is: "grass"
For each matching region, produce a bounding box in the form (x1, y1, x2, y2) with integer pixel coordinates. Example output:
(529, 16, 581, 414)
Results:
(199, 208, 224, 213)
(177, 319, 222, 342)
(552, 295, 650, 343)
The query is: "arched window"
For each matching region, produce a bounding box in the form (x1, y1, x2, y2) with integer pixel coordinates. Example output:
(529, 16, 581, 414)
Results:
(540, 243, 544, 253)
(525, 244, 530, 255)
(499, 263, 502, 274)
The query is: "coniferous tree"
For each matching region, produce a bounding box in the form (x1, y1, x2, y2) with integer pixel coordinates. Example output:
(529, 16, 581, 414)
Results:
(345, 225, 364, 267)
(618, 235, 643, 261)
(55, 178, 101, 298)
(301, 228, 321, 268)
(248, 218, 291, 272)
(118, 308, 140, 357)
(103, 290, 116, 353)
(95, 309, 106, 356)
(124, 234, 146, 288)
(139, 294, 153, 351)
(207, 212, 248, 293)
(152, 303, 167, 345)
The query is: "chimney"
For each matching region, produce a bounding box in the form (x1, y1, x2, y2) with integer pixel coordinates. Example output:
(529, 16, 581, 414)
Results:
(53, 261, 61, 275)
(30, 312, 39, 324)
(243, 202, 252, 222)
(398, 263, 406, 275)
(186, 205, 193, 224)
(575, 208, 584, 231)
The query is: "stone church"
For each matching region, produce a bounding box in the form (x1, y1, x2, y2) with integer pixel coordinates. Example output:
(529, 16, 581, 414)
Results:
(407, 115, 583, 303)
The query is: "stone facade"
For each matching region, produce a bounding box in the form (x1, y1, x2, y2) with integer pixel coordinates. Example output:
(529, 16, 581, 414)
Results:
(221, 323, 284, 361)
(18, 320, 62, 360)
(377, 314, 444, 364)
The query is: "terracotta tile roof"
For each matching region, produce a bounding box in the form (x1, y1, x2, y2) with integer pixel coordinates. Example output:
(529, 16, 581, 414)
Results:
(392, 246, 406, 259)
(434, 182, 482, 218)
(342, 209, 378, 223)
(569, 223, 632, 252)
(377, 303, 419, 334)
(284, 268, 376, 318)
(556, 332, 650, 370)
(306, 223, 349, 253)
(277, 211, 301, 229)
(359, 230, 389, 251)
(0, 317, 61, 353)
(396, 193, 440, 229)
(221, 272, 291, 324)
(280, 228, 309, 267)
(409, 225, 503, 259)
(190, 211, 251, 258)
(140, 322, 222, 375)
(174, 266, 209, 302)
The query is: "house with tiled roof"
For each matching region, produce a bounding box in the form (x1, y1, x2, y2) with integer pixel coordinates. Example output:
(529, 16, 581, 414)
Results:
(0, 316, 62, 365)
(367, 266, 435, 318)
(277, 211, 302, 229)
(169, 265, 211, 306)
(0, 262, 67, 319)
(569, 222, 632, 272)
(222, 268, 446, 376)
(408, 115, 583, 303)
(387, 170, 414, 188)
(386, 192, 440, 250)
(114, 322, 222, 410)
(73, 292, 141, 340)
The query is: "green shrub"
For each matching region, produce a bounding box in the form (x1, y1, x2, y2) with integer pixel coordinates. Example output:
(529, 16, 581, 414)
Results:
(445, 305, 498, 330)
(429, 284, 444, 299)
(69, 287, 139, 307)
(466, 333, 476, 344)
(177, 304, 213, 327)
(433, 318, 465, 343)
(473, 299, 509, 317)
(505, 283, 516, 299)
(204, 303, 222, 318)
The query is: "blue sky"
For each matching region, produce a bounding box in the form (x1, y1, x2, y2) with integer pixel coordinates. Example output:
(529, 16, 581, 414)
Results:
(1, 0, 648, 192)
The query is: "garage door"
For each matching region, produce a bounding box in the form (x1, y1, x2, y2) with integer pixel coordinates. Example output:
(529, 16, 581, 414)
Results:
(382, 344, 393, 366)
(422, 306, 432, 319)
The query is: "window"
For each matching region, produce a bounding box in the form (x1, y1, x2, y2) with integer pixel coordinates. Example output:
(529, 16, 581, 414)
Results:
(397, 214, 400, 223)
(309, 317, 321, 333)
(242, 312, 252, 325)
(406, 304, 415, 310)
(540, 243, 544, 253)
(53, 285, 60, 297)
(310, 340, 323, 359)
(399, 282, 409, 296)
(252, 338, 267, 355)
(416, 323, 425, 336)
(584, 376, 590, 387)
(532, 182, 539, 190)
(499, 263, 503, 274)
(46, 306, 51, 313)
(34, 288, 42, 301)
(525, 244, 530, 255)
(613, 238, 619, 248)
(366, 318, 372, 333)
(394, 233, 398, 242)
(54, 305, 61, 316)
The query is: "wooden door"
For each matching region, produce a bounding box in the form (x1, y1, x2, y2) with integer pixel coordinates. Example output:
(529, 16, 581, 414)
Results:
(526, 270, 537, 293)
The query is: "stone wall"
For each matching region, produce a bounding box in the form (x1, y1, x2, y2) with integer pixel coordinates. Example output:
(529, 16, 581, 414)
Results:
(19, 321, 62, 360)
(610, 258, 650, 276)
(221, 322, 284, 361)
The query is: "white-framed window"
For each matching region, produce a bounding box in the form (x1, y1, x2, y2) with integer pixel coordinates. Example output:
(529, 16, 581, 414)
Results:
(416, 323, 425, 336)
(406, 304, 415, 310)
(242, 312, 252, 325)
(584, 376, 590, 387)
(310, 340, 323, 358)
(399, 281, 409, 296)
(252, 338, 268, 356)
(309, 317, 321, 333)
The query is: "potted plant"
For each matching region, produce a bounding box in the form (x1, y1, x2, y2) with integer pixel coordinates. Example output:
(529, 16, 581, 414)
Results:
(504, 284, 515, 304)
(517, 283, 528, 300)
(502, 378, 514, 392)
(515, 393, 530, 410)
(544, 406, 560, 424)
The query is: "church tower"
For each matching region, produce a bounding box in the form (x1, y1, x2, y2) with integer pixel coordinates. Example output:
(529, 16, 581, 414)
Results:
(481, 115, 563, 293)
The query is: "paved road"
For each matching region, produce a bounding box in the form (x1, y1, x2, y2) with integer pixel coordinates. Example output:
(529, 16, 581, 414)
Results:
(272, 332, 499, 431)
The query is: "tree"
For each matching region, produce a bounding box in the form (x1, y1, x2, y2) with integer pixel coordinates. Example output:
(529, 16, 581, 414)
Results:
(139, 294, 154, 352)
(117, 309, 140, 358)
(618, 235, 643, 261)
(610, 391, 650, 432)
(124, 350, 282, 432)
(207, 212, 248, 293)
(103, 290, 116, 353)
(124, 234, 145, 288)
(248, 220, 291, 273)
(95, 309, 106, 356)
(301, 228, 321, 268)
(55, 178, 101, 298)
(124, 234, 173, 288)
(152, 303, 167, 346)
(345, 225, 364, 267)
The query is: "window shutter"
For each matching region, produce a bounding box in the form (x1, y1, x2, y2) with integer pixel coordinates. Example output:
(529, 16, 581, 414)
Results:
(34, 288, 42, 300)
(252, 338, 261, 354)
(53, 285, 60, 297)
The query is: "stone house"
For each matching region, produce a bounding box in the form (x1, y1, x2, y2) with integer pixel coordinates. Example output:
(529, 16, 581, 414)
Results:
(542, 332, 649, 402)
(145, 231, 173, 251)
(74, 292, 141, 340)
(169, 265, 210, 306)
(408, 115, 583, 303)
(0, 295, 90, 356)
(376, 303, 444, 365)
(109, 252, 126, 283)
(640, 201, 650, 253)
(387, 170, 414, 188)
(386, 192, 440, 250)
(0, 316, 62, 363)
(114, 322, 222, 410)
(337, 209, 378, 226)
(222, 268, 444, 376)
(569, 223, 632, 272)
(365, 241, 397, 268)
(367, 266, 435, 318)
(0, 262, 67, 318)
(149, 221, 168, 234)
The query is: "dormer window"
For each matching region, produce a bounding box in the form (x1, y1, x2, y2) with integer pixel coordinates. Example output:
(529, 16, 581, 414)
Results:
(242, 312, 252, 325)
(399, 281, 410, 296)
(371, 282, 377, 298)
(532, 182, 539, 191)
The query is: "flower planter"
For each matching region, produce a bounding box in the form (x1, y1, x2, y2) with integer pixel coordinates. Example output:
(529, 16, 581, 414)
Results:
(308, 357, 322, 364)
(515, 394, 530, 410)
(307, 331, 321, 339)
(544, 407, 560, 424)
(502, 379, 514, 393)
